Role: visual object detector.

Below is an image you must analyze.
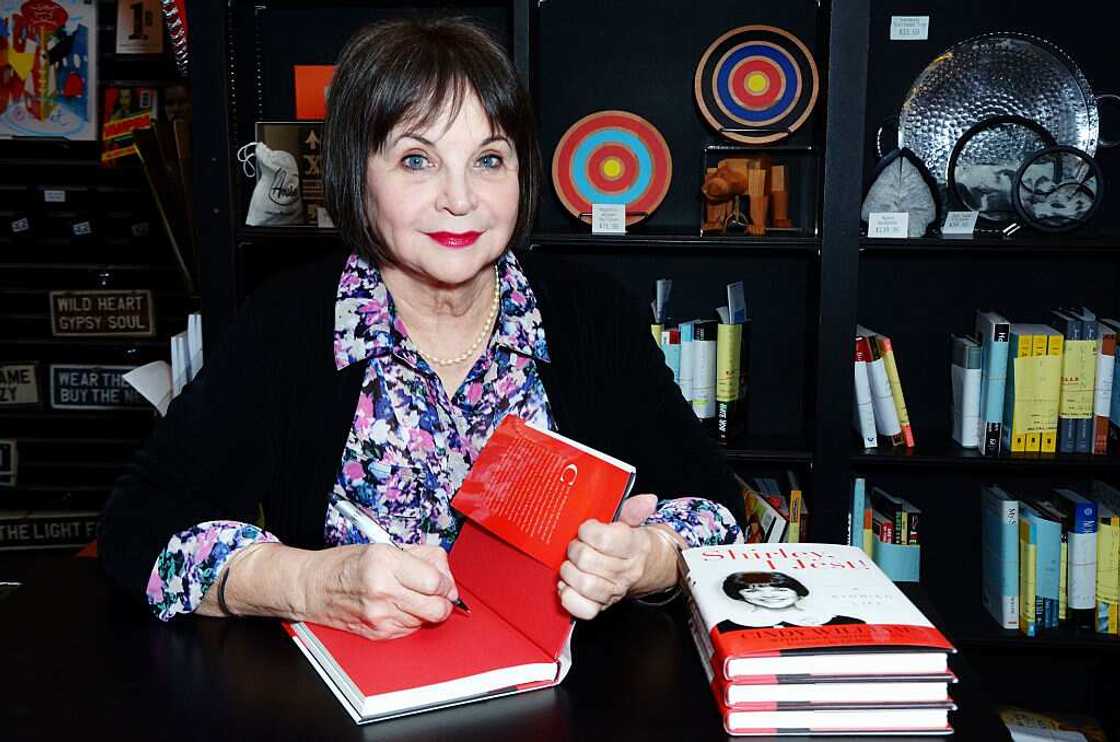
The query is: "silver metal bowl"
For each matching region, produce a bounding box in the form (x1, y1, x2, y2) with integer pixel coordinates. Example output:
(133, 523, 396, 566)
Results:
(896, 32, 1116, 186)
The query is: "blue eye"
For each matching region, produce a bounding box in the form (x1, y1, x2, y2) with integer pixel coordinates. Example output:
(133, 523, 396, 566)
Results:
(402, 154, 429, 171)
(478, 154, 504, 170)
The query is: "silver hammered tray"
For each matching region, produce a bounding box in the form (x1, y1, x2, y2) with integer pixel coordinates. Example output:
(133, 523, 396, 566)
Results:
(897, 33, 1101, 185)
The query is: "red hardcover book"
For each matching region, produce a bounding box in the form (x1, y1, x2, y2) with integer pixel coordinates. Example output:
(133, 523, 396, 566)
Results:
(286, 415, 635, 723)
(682, 544, 954, 680)
(687, 611, 956, 708)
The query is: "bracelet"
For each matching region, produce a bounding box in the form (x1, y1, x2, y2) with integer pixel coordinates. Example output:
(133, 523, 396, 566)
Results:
(634, 526, 684, 607)
(216, 564, 235, 617)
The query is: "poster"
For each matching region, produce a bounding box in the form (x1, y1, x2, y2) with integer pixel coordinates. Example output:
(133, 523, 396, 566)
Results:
(0, 0, 98, 140)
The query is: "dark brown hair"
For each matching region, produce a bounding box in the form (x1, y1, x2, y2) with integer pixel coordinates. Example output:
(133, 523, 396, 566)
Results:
(722, 571, 809, 601)
(323, 17, 540, 265)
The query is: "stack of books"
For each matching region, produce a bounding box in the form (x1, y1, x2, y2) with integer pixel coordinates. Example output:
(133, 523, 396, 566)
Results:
(981, 481, 1119, 636)
(853, 326, 914, 450)
(682, 543, 957, 736)
(738, 471, 809, 543)
(651, 279, 750, 444)
(951, 308, 1119, 456)
(849, 478, 922, 582)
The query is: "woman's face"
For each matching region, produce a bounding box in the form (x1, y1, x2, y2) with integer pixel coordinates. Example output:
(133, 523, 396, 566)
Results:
(364, 90, 520, 287)
(738, 584, 799, 610)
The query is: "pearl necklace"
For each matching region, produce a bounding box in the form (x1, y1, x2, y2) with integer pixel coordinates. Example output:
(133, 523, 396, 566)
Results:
(415, 265, 501, 367)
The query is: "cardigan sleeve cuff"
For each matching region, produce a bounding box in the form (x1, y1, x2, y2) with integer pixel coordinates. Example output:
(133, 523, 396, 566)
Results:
(643, 497, 743, 548)
(145, 521, 279, 622)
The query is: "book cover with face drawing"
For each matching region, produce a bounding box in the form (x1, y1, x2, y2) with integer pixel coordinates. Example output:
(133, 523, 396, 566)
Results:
(682, 543, 954, 657)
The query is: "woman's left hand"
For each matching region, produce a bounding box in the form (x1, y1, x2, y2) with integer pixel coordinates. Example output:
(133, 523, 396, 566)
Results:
(557, 494, 683, 620)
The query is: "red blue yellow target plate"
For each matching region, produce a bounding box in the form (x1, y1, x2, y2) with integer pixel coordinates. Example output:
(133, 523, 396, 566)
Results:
(551, 110, 672, 225)
(694, 25, 820, 144)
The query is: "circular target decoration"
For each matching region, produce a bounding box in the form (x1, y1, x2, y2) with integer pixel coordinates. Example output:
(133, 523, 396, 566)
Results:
(694, 25, 820, 144)
(551, 110, 672, 225)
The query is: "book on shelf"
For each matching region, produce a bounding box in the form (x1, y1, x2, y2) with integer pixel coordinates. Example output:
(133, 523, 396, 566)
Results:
(284, 415, 634, 724)
(857, 325, 910, 448)
(786, 470, 808, 543)
(1050, 310, 1083, 454)
(1019, 508, 1040, 638)
(849, 478, 872, 553)
(858, 332, 904, 448)
(1020, 500, 1062, 632)
(740, 479, 788, 544)
(1068, 307, 1099, 454)
(949, 334, 981, 449)
(869, 486, 921, 546)
(980, 485, 1019, 630)
(1098, 318, 1120, 454)
(1003, 324, 1061, 454)
(862, 327, 916, 449)
(1090, 480, 1120, 635)
(1051, 488, 1098, 630)
(853, 335, 878, 449)
(975, 311, 1011, 457)
(681, 543, 955, 736)
(1093, 322, 1116, 455)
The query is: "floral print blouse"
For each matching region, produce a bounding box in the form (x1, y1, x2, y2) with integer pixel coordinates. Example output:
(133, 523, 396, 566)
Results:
(145, 251, 742, 621)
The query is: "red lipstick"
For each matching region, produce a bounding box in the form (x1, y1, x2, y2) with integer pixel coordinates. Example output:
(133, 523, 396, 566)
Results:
(425, 231, 483, 249)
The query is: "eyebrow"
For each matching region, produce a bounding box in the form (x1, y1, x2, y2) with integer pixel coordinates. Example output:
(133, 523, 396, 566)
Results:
(393, 133, 512, 148)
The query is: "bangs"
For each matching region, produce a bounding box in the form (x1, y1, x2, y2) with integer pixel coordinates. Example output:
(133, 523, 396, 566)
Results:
(323, 17, 541, 265)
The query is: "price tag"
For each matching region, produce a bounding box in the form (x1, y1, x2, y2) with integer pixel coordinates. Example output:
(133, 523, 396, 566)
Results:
(890, 16, 930, 41)
(43, 190, 66, 203)
(867, 212, 909, 239)
(11, 217, 30, 234)
(942, 210, 979, 236)
(591, 203, 626, 235)
(72, 221, 93, 236)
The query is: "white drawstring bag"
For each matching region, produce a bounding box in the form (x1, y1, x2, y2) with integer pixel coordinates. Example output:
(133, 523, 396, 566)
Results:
(238, 141, 304, 226)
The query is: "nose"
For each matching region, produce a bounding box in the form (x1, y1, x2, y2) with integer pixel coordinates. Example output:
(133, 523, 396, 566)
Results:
(437, 166, 477, 216)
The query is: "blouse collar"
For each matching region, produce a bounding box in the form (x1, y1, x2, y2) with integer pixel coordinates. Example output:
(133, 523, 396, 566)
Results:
(333, 250, 550, 371)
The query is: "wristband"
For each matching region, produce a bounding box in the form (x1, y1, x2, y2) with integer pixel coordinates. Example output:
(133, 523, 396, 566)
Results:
(216, 564, 235, 617)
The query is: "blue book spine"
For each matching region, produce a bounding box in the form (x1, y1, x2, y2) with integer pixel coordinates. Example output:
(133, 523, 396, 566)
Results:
(1064, 495, 1098, 614)
(1051, 311, 1080, 454)
(660, 332, 681, 385)
(981, 486, 1020, 629)
(1029, 509, 1062, 629)
(977, 317, 1010, 456)
(850, 478, 865, 548)
(1078, 316, 1098, 453)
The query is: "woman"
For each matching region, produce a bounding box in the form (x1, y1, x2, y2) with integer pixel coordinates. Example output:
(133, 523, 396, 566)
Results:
(715, 572, 865, 630)
(99, 17, 745, 640)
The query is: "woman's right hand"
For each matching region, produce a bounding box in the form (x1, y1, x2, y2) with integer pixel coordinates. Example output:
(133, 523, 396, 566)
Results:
(303, 543, 460, 640)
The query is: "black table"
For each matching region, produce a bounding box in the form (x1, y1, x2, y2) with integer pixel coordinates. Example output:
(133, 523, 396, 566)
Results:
(1, 558, 1009, 740)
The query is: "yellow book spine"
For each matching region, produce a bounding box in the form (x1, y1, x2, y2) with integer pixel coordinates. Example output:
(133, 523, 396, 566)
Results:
(877, 337, 914, 448)
(1020, 519, 1037, 636)
(1025, 334, 1048, 451)
(788, 489, 803, 543)
(650, 324, 663, 346)
(1097, 518, 1119, 634)
(1011, 334, 1033, 453)
(1042, 335, 1064, 453)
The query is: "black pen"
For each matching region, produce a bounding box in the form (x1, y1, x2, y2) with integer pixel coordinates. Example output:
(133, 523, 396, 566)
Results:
(336, 499, 471, 614)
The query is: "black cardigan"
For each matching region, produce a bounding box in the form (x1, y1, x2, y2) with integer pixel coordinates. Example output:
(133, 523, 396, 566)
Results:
(98, 250, 746, 602)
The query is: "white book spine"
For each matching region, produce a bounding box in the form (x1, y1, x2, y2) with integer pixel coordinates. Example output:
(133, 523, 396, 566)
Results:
(1068, 529, 1098, 611)
(853, 359, 877, 448)
(867, 357, 901, 436)
(951, 365, 981, 448)
(692, 338, 717, 420)
(1095, 351, 1115, 418)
